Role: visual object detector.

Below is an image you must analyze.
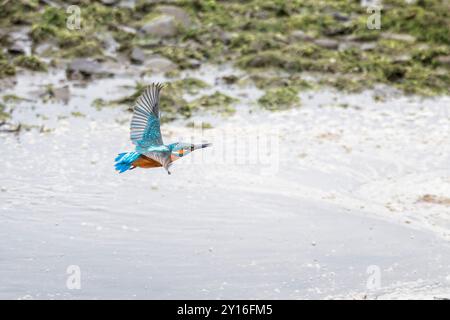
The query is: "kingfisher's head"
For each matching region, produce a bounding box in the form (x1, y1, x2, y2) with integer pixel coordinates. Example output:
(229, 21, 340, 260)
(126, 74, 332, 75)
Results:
(168, 142, 212, 161)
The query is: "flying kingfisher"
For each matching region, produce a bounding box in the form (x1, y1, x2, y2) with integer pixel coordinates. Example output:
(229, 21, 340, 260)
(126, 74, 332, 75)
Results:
(114, 83, 211, 175)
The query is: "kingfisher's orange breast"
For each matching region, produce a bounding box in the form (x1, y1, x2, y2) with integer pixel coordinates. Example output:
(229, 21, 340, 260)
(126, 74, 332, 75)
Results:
(132, 155, 163, 168)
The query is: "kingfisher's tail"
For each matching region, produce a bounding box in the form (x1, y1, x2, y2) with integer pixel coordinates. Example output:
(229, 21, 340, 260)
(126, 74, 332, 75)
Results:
(114, 152, 140, 173)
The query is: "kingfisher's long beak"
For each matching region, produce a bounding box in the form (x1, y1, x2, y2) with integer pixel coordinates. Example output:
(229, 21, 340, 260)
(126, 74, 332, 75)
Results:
(199, 143, 212, 149)
(191, 143, 212, 150)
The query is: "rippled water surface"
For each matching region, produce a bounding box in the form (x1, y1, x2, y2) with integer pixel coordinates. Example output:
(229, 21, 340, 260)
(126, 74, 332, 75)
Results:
(1, 66, 450, 299)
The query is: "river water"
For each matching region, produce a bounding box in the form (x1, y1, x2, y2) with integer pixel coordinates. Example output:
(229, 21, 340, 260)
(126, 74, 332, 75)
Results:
(1, 65, 449, 299)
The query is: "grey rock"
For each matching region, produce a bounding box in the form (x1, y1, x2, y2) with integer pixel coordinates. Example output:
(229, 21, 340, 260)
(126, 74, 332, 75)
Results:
(8, 43, 26, 55)
(343, 34, 372, 42)
(0, 77, 17, 90)
(221, 75, 240, 85)
(52, 85, 70, 104)
(339, 41, 377, 51)
(360, 42, 377, 51)
(360, 0, 383, 7)
(314, 38, 339, 50)
(146, 55, 177, 73)
(332, 12, 350, 22)
(290, 30, 314, 42)
(8, 27, 32, 55)
(156, 5, 191, 28)
(141, 15, 178, 37)
(135, 37, 161, 48)
(435, 55, 450, 65)
(218, 31, 234, 45)
(100, 0, 120, 5)
(381, 33, 416, 43)
(186, 59, 201, 69)
(130, 47, 146, 64)
(392, 55, 411, 63)
(34, 42, 56, 56)
(118, 0, 136, 9)
(253, 10, 271, 20)
(41, 0, 62, 7)
(416, 43, 430, 51)
(338, 41, 357, 51)
(140, 6, 191, 37)
(66, 59, 114, 79)
(117, 25, 137, 35)
(137, 0, 176, 4)
(0, 122, 21, 133)
(98, 33, 119, 55)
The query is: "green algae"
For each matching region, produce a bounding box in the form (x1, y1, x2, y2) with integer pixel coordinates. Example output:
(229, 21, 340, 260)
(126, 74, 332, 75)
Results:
(0, 60, 16, 79)
(91, 98, 110, 110)
(168, 78, 209, 94)
(186, 0, 449, 95)
(250, 73, 314, 91)
(0, 51, 15, 78)
(0, 1, 38, 27)
(258, 87, 300, 111)
(14, 55, 47, 72)
(2, 94, 27, 103)
(0, 102, 11, 121)
(28, 3, 132, 60)
(71, 111, 86, 118)
(30, 6, 66, 43)
(186, 121, 213, 129)
(187, 91, 238, 116)
(152, 46, 204, 69)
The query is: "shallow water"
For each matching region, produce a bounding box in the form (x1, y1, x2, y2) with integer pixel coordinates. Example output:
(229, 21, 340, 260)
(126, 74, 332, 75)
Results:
(1, 66, 450, 299)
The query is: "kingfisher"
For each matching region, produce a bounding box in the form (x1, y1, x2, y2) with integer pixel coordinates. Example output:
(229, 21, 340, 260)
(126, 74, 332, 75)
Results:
(114, 83, 211, 175)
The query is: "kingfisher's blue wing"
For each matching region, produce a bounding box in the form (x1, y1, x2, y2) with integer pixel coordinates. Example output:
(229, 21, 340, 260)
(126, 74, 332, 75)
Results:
(130, 83, 164, 148)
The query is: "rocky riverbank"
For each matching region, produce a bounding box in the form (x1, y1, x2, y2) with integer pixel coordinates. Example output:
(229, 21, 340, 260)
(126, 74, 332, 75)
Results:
(1, 1, 449, 132)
